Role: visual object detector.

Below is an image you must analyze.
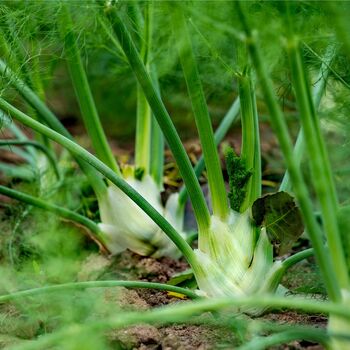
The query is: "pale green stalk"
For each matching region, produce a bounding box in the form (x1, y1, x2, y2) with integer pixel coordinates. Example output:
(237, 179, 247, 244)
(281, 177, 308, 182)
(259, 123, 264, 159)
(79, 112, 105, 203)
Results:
(59, 4, 120, 175)
(0, 280, 199, 303)
(0, 185, 103, 241)
(281, 248, 314, 271)
(239, 68, 261, 212)
(135, 2, 164, 185)
(280, 44, 336, 192)
(103, 6, 210, 233)
(178, 97, 240, 207)
(0, 59, 107, 198)
(135, 88, 152, 173)
(134, 2, 153, 174)
(171, 5, 229, 220)
(0, 97, 198, 268)
(150, 69, 164, 187)
(235, 2, 340, 301)
(286, 39, 350, 348)
(286, 37, 349, 291)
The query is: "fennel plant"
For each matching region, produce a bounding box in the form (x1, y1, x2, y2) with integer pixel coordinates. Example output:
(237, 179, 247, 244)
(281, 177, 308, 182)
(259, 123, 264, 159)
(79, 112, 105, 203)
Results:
(1, 1, 312, 313)
(1, 1, 350, 349)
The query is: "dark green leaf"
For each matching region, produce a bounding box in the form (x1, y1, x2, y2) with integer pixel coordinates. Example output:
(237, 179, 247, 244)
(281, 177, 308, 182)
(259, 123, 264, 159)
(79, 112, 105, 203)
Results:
(252, 191, 304, 255)
(225, 147, 252, 212)
(134, 167, 145, 180)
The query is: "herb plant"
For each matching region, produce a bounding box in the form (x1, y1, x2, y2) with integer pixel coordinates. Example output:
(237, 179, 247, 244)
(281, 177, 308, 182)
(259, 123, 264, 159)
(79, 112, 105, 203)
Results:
(1, 1, 350, 349)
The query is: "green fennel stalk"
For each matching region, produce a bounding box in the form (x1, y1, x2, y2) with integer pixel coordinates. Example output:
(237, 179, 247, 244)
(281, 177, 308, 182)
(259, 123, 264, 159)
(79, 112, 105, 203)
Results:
(170, 4, 229, 220)
(177, 97, 240, 207)
(235, 2, 340, 301)
(103, 5, 211, 233)
(134, 2, 153, 174)
(59, 3, 120, 175)
(238, 67, 261, 212)
(280, 44, 337, 192)
(0, 280, 199, 303)
(150, 84, 165, 187)
(285, 35, 350, 349)
(286, 37, 349, 291)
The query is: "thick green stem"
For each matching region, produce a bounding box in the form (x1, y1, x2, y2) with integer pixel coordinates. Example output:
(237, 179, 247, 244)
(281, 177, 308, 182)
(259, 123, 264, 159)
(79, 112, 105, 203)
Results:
(280, 45, 336, 192)
(134, 2, 153, 174)
(0, 140, 60, 179)
(135, 87, 152, 173)
(150, 80, 165, 187)
(0, 59, 107, 198)
(7, 295, 350, 350)
(103, 6, 210, 233)
(178, 97, 240, 207)
(128, 1, 164, 183)
(281, 248, 314, 271)
(0, 185, 103, 241)
(59, 4, 120, 175)
(235, 2, 340, 302)
(0, 280, 199, 303)
(171, 5, 229, 220)
(147, 10, 164, 187)
(286, 38, 349, 291)
(279, 130, 304, 192)
(0, 98, 198, 268)
(238, 68, 261, 211)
